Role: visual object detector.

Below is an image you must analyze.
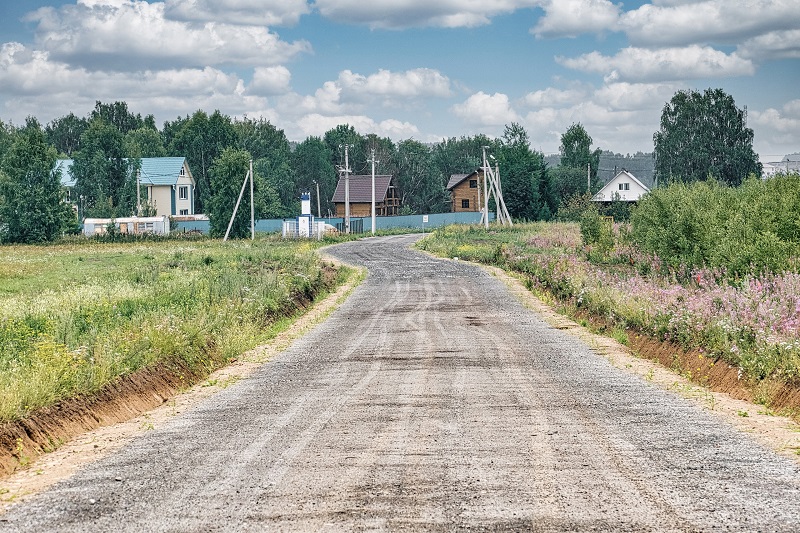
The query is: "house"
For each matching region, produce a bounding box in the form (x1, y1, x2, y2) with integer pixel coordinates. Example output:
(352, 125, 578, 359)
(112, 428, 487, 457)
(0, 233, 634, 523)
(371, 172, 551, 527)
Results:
(446, 170, 484, 212)
(56, 157, 196, 218)
(592, 170, 650, 203)
(331, 175, 399, 217)
(762, 153, 800, 178)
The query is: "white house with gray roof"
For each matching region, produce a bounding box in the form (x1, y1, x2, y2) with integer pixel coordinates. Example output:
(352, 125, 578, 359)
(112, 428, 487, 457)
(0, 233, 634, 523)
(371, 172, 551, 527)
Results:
(592, 170, 650, 203)
(57, 157, 196, 218)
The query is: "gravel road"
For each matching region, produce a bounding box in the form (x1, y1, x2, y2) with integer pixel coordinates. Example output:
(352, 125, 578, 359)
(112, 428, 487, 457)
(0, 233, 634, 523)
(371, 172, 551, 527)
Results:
(2, 234, 800, 532)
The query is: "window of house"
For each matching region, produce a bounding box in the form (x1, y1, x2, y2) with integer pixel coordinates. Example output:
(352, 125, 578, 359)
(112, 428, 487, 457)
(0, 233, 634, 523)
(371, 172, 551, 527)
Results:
(462, 199, 470, 209)
(180, 167, 185, 176)
(618, 183, 630, 191)
(179, 186, 188, 200)
(469, 179, 478, 188)
(179, 209, 189, 216)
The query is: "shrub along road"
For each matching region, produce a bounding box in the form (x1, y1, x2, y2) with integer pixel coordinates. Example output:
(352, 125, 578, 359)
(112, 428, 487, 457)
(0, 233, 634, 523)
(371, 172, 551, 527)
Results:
(2, 234, 799, 531)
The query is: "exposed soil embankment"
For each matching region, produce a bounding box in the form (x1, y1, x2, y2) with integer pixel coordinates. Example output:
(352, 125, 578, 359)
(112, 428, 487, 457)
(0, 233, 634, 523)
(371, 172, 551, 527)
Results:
(554, 295, 800, 418)
(0, 360, 199, 477)
(0, 264, 344, 479)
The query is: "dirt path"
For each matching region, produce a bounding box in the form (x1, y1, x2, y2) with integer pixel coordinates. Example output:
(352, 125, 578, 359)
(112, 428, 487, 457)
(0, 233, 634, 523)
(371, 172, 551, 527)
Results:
(2, 235, 800, 531)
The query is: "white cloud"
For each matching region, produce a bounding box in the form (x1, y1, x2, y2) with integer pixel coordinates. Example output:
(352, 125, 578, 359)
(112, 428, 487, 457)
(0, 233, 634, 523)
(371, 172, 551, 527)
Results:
(738, 29, 800, 60)
(314, 0, 539, 29)
(0, 42, 265, 125)
(337, 68, 452, 99)
(619, 0, 800, 50)
(163, 0, 309, 26)
(749, 100, 800, 157)
(451, 92, 519, 126)
(295, 113, 419, 139)
(524, 87, 588, 107)
(249, 66, 292, 95)
(557, 46, 755, 83)
(531, 0, 621, 39)
(593, 82, 681, 112)
(25, 0, 310, 70)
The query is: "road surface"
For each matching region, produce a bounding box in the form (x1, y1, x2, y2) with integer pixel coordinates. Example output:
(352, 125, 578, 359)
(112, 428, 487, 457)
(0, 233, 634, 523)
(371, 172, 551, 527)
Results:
(2, 234, 799, 531)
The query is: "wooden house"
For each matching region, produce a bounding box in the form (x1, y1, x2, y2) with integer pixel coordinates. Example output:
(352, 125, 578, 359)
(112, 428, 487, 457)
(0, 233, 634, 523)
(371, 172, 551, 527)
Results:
(446, 170, 484, 212)
(331, 175, 400, 217)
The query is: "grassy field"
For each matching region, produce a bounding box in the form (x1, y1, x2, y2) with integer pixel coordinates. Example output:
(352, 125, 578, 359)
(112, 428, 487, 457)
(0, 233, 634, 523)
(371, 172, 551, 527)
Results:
(418, 223, 800, 398)
(0, 236, 350, 423)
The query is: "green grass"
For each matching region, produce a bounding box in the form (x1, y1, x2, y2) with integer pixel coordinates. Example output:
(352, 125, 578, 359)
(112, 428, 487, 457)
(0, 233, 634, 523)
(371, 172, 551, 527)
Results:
(0, 235, 350, 423)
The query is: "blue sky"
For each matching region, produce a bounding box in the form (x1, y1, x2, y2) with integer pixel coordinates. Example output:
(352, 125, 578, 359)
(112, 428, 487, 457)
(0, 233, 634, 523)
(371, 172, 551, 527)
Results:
(0, 1, 798, 161)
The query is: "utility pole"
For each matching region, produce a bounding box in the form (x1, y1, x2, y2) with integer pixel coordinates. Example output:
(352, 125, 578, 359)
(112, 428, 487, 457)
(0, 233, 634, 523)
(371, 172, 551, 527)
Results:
(313, 180, 321, 218)
(482, 146, 490, 229)
(369, 148, 377, 235)
(341, 145, 352, 234)
(136, 169, 141, 216)
(249, 159, 254, 240)
(587, 162, 591, 193)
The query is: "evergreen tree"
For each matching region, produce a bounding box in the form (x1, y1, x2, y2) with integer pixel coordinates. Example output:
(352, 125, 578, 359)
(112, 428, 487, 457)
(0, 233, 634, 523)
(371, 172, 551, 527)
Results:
(499, 123, 549, 220)
(559, 123, 601, 187)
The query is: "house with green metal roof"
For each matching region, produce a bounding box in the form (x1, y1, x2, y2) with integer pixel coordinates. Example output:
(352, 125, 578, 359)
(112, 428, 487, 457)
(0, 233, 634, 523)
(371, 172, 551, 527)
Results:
(57, 157, 196, 218)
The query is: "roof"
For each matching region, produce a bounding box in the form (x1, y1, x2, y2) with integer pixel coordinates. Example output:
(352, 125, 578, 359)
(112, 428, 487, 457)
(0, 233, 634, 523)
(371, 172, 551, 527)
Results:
(592, 170, 650, 202)
(446, 170, 480, 190)
(55, 159, 75, 188)
(55, 157, 191, 188)
(332, 175, 393, 203)
(139, 157, 190, 186)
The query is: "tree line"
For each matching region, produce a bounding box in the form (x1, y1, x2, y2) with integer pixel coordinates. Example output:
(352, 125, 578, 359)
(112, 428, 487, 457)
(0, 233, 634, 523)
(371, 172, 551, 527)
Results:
(0, 87, 763, 243)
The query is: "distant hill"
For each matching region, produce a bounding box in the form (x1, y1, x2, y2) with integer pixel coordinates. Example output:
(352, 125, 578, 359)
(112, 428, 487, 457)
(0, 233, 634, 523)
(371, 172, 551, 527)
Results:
(545, 151, 655, 189)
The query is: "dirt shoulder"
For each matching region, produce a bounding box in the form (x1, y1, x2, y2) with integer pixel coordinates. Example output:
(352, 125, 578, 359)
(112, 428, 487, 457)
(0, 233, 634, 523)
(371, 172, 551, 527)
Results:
(0, 260, 364, 514)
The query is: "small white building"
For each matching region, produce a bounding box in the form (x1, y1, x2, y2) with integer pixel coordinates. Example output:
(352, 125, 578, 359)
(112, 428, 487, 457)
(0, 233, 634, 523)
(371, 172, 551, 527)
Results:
(83, 216, 170, 236)
(592, 170, 650, 202)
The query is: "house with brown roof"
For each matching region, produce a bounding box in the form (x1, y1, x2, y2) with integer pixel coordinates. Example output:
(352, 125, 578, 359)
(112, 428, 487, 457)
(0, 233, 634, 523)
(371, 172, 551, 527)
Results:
(446, 169, 484, 212)
(331, 175, 400, 217)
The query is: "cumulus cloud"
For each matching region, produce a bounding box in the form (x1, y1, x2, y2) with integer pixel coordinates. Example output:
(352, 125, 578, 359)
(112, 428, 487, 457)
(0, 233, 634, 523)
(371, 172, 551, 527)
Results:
(524, 87, 588, 107)
(451, 92, 519, 126)
(249, 66, 292, 95)
(557, 46, 755, 83)
(0, 42, 265, 124)
(337, 68, 452, 99)
(314, 0, 539, 29)
(25, 0, 310, 70)
(619, 0, 800, 50)
(749, 99, 800, 156)
(295, 113, 419, 139)
(163, 0, 309, 26)
(738, 29, 800, 60)
(531, 0, 621, 39)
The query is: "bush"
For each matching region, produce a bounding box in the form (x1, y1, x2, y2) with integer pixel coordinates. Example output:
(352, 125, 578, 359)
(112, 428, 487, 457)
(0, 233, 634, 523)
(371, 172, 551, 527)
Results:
(630, 174, 800, 277)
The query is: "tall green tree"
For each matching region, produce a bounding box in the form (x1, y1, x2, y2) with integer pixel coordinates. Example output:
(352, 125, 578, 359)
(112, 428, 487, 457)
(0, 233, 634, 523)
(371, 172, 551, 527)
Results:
(90, 101, 149, 135)
(654, 88, 761, 186)
(124, 127, 167, 158)
(549, 165, 590, 206)
(291, 136, 336, 217)
(72, 118, 132, 217)
(208, 148, 253, 238)
(45, 113, 88, 157)
(0, 118, 72, 243)
(560, 123, 601, 187)
(167, 110, 237, 213)
(499, 123, 550, 220)
(395, 139, 448, 214)
(324, 125, 366, 175)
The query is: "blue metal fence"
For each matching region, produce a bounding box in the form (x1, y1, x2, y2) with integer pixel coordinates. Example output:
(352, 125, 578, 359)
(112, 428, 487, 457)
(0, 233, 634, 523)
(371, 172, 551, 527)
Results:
(172, 211, 493, 235)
